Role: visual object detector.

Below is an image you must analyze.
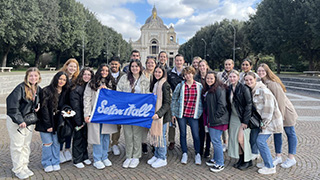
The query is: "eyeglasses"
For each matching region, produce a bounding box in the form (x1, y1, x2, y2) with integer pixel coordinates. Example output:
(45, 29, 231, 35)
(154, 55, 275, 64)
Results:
(17, 126, 32, 136)
(130, 59, 140, 63)
(147, 56, 156, 59)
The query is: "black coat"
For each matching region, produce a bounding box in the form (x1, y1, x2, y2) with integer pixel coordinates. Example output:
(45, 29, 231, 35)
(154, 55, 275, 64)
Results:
(167, 68, 184, 91)
(154, 81, 172, 124)
(227, 83, 252, 125)
(35, 87, 68, 133)
(69, 83, 86, 127)
(204, 86, 229, 127)
(6, 82, 41, 125)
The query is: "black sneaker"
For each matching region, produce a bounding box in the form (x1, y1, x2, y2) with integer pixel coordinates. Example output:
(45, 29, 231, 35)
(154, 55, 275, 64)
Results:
(142, 143, 148, 154)
(206, 159, 216, 167)
(210, 164, 225, 173)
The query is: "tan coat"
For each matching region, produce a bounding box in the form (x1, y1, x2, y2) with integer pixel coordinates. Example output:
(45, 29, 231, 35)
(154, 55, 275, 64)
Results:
(263, 79, 298, 127)
(83, 82, 118, 145)
(252, 81, 283, 134)
(116, 74, 150, 93)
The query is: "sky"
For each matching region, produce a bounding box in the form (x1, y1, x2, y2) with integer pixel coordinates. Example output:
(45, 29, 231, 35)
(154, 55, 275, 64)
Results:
(76, 0, 262, 44)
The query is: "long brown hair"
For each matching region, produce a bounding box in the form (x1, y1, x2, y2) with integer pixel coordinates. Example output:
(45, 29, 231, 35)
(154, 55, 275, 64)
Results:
(59, 58, 80, 84)
(24, 67, 41, 100)
(258, 63, 286, 92)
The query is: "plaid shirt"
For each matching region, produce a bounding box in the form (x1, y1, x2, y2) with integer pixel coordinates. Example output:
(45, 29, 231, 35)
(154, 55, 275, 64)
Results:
(183, 81, 197, 117)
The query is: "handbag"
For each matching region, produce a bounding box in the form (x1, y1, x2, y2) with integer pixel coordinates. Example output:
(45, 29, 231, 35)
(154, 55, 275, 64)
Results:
(249, 105, 262, 129)
(23, 95, 39, 126)
(57, 106, 74, 143)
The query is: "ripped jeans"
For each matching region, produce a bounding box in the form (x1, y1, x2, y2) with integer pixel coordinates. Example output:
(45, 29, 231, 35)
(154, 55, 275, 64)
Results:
(40, 132, 60, 168)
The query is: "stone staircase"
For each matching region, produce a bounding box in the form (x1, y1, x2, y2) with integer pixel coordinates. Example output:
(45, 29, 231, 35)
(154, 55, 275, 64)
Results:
(280, 76, 320, 95)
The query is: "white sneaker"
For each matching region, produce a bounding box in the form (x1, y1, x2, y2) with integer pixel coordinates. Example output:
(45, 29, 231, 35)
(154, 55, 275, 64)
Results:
(151, 158, 167, 168)
(103, 159, 112, 167)
(60, 151, 67, 163)
(112, 145, 120, 155)
(258, 166, 276, 175)
(44, 165, 53, 173)
(222, 144, 228, 152)
(123, 158, 132, 168)
(24, 168, 34, 176)
(93, 161, 105, 170)
(195, 153, 201, 165)
(129, 158, 140, 168)
(281, 158, 296, 168)
(256, 162, 264, 168)
(53, 165, 60, 171)
(64, 150, 72, 161)
(181, 153, 188, 164)
(147, 156, 158, 165)
(15, 171, 29, 179)
(74, 162, 85, 169)
(273, 156, 282, 166)
(251, 154, 260, 160)
(83, 159, 92, 165)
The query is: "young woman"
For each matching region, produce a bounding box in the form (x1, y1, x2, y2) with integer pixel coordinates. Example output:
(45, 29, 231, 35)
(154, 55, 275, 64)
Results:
(257, 63, 298, 168)
(171, 66, 203, 165)
(83, 64, 117, 170)
(117, 59, 150, 168)
(239, 58, 260, 84)
(227, 70, 253, 170)
(194, 59, 212, 157)
(6, 67, 41, 179)
(202, 71, 229, 173)
(59, 58, 80, 163)
(244, 72, 283, 175)
(70, 67, 94, 168)
(35, 71, 70, 172)
(147, 65, 172, 168)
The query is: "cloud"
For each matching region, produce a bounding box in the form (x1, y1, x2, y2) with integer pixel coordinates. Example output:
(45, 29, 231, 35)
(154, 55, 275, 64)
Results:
(147, 0, 194, 18)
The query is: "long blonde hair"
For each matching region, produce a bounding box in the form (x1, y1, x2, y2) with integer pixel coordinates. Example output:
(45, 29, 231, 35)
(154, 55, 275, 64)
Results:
(259, 63, 286, 92)
(24, 67, 41, 100)
(59, 58, 80, 83)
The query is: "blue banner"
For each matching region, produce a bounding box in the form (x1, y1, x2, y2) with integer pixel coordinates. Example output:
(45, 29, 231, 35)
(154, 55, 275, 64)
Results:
(89, 89, 156, 128)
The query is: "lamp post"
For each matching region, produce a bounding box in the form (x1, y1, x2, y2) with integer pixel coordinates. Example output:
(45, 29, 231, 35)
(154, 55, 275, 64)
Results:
(81, 20, 90, 69)
(229, 24, 236, 62)
(106, 36, 112, 64)
(201, 38, 207, 59)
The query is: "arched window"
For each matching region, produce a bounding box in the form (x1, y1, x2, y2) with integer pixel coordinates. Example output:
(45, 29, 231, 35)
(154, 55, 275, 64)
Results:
(170, 36, 174, 41)
(149, 39, 159, 54)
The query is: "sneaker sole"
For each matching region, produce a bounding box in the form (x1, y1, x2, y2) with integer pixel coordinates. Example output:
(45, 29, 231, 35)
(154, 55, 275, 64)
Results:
(210, 167, 224, 173)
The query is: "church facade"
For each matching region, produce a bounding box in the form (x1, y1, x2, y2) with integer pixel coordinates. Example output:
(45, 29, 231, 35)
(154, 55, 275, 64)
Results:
(130, 6, 179, 67)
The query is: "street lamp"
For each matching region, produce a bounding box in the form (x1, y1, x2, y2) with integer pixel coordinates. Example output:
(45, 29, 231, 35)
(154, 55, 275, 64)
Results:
(229, 23, 236, 62)
(106, 36, 112, 64)
(81, 19, 90, 69)
(201, 38, 207, 59)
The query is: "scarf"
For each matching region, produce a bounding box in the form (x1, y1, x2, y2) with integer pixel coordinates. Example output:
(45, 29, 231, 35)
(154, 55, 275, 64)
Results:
(150, 78, 166, 147)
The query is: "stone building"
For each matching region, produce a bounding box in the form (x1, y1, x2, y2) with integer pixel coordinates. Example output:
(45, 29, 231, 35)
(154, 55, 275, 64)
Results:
(130, 6, 179, 67)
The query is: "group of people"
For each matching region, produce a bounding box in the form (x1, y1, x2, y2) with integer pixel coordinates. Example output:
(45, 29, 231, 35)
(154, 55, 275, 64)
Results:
(6, 49, 298, 179)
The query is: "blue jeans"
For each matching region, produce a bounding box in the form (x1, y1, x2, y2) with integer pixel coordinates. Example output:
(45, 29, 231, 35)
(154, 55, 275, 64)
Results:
(92, 124, 110, 162)
(274, 126, 297, 155)
(250, 128, 260, 154)
(208, 128, 224, 166)
(257, 134, 274, 168)
(154, 123, 168, 160)
(177, 117, 200, 154)
(40, 132, 60, 168)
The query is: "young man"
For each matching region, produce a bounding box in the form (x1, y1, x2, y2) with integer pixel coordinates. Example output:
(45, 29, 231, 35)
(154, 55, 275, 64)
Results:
(123, 50, 140, 73)
(167, 54, 185, 150)
(110, 56, 125, 155)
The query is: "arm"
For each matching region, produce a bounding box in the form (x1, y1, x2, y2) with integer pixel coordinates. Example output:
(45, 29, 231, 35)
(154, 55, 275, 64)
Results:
(40, 90, 53, 130)
(83, 83, 92, 118)
(70, 87, 83, 126)
(6, 85, 24, 125)
(171, 83, 181, 118)
(156, 82, 172, 118)
(267, 81, 286, 119)
(242, 85, 253, 125)
(215, 87, 228, 119)
(259, 90, 276, 127)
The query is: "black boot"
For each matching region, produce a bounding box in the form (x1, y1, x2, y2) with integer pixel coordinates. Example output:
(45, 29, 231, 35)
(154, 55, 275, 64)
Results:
(238, 160, 253, 170)
(233, 154, 244, 168)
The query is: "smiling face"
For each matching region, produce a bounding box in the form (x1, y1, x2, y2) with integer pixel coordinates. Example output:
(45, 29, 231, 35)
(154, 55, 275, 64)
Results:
(67, 62, 77, 77)
(224, 60, 234, 72)
(146, 58, 156, 72)
(154, 67, 164, 80)
(199, 61, 207, 73)
(159, 52, 167, 65)
(241, 60, 252, 73)
(257, 67, 267, 78)
(175, 56, 184, 69)
(228, 72, 239, 85)
(110, 61, 120, 73)
(192, 58, 200, 69)
(130, 52, 140, 60)
(27, 71, 40, 85)
(82, 70, 92, 83)
(101, 66, 109, 78)
(58, 74, 67, 88)
(244, 74, 256, 89)
(184, 72, 194, 82)
(130, 62, 141, 76)
(206, 73, 215, 86)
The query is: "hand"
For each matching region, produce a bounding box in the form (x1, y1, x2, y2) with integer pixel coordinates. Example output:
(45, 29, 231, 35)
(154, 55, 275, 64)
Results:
(34, 103, 40, 112)
(99, 85, 107, 89)
(171, 116, 177, 124)
(47, 128, 53, 132)
(19, 122, 27, 128)
(84, 116, 91, 123)
(241, 123, 248, 130)
(152, 114, 159, 120)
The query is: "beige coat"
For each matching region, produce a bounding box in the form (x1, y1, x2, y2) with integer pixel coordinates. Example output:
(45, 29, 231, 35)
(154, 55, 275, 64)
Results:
(116, 74, 150, 93)
(252, 81, 283, 134)
(83, 82, 117, 145)
(263, 79, 298, 127)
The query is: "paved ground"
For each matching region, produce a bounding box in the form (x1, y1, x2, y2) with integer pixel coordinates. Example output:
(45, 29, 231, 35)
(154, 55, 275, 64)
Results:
(0, 86, 320, 179)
